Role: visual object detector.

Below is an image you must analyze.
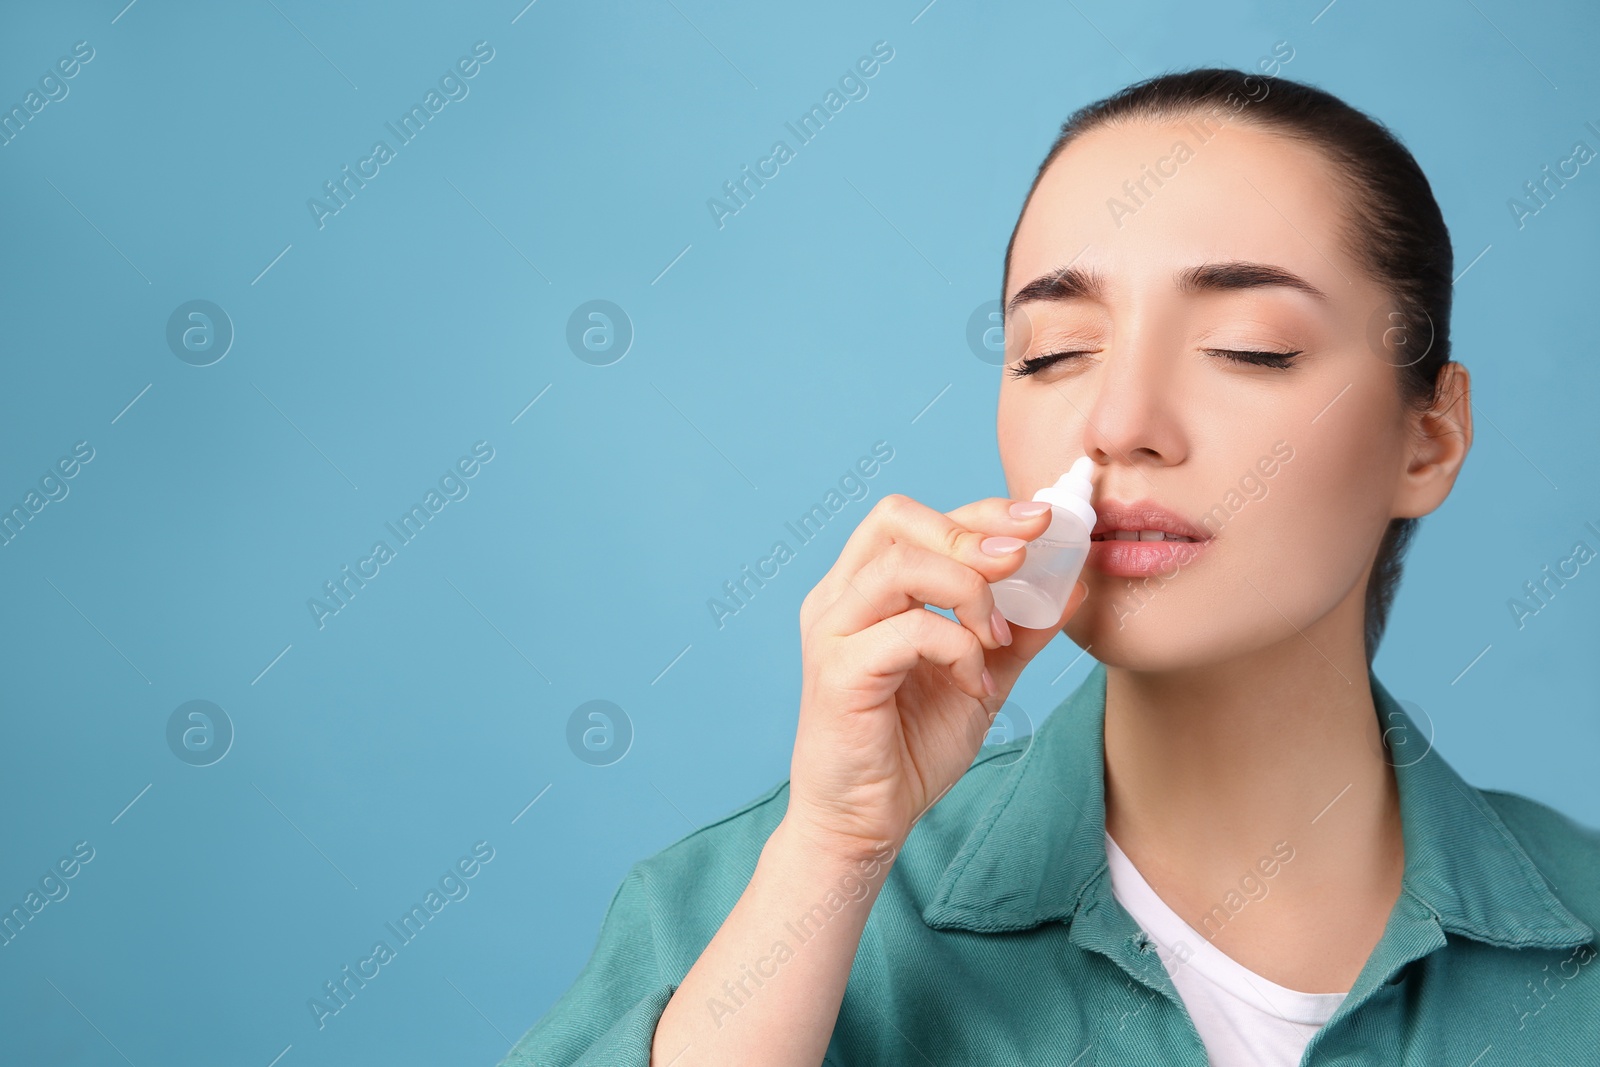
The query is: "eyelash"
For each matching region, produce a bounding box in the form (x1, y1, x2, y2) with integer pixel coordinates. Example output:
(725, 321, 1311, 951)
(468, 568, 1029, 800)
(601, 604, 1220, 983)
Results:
(1006, 349, 1303, 378)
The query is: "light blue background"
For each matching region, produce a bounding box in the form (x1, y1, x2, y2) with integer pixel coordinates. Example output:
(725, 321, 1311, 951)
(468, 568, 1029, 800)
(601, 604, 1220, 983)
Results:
(0, 1, 1595, 1064)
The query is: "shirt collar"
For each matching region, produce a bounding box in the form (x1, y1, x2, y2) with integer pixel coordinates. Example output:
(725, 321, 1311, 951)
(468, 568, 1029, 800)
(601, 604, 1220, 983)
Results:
(921, 660, 1592, 950)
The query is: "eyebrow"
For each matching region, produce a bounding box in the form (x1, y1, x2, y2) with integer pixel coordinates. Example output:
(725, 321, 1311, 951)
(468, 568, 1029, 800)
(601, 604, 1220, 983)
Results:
(1006, 266, 1105, 317)
(1177, 261, 1330, 303)
(1006, 260, 1329, 317)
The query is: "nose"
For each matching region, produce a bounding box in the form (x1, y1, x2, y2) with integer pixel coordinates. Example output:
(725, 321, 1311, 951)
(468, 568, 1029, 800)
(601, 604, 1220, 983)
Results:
(1079, 329, 1187, 471)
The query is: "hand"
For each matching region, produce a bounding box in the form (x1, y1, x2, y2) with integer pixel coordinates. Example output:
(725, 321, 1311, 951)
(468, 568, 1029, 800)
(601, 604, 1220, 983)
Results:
(782, 494, 1089, 864)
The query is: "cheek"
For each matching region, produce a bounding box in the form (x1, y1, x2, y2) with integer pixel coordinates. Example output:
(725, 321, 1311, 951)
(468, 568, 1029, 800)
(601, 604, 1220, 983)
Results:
(1289, 378, 1408, 551)
(1243, 462, 1374, 582)
(996, 387, 1074, 499)
(1211, 396, 1401, 623)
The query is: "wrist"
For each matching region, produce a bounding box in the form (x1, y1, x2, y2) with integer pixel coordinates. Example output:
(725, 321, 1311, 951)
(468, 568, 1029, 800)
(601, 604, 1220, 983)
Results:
(769, 814, 904, 880)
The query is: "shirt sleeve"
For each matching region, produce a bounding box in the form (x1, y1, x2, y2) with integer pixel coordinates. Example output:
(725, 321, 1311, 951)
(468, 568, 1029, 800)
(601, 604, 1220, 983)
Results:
(497, 863, 678, 1067)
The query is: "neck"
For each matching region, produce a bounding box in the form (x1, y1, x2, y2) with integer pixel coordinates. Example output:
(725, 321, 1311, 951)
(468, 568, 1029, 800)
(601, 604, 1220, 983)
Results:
(1100, 603, 1405, 968)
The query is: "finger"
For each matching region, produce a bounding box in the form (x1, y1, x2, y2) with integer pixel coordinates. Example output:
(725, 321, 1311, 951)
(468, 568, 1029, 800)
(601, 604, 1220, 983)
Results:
(828, 606, 991, 703)
(832, 494, 1051, 589)
(816, 542, 1008, 650)
(806, 494, 1053, 635)
(943, 495, 1059, 540)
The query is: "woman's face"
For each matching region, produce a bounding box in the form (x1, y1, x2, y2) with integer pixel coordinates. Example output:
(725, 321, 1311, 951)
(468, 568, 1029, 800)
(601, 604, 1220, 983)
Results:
(998, 116, 1465, 671)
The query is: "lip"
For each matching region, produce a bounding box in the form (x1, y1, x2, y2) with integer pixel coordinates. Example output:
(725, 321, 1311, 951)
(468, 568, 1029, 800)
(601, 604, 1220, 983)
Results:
(1086, 499, 1213, 579)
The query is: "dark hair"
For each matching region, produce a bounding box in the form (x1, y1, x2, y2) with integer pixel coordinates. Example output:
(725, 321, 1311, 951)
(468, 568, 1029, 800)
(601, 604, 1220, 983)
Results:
(1002, 67, 1454, 666)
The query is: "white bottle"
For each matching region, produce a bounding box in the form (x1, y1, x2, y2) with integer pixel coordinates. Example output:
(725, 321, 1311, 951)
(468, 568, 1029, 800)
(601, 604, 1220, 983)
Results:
(989, 456, 1097, 629)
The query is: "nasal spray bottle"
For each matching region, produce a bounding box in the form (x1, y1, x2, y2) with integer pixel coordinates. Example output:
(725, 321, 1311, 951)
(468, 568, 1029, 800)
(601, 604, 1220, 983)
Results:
(989, 456, 1097, 629)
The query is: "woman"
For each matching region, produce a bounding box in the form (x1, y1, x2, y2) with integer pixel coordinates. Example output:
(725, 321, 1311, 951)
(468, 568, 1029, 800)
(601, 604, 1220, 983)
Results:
(502, 69, 1599, 1066)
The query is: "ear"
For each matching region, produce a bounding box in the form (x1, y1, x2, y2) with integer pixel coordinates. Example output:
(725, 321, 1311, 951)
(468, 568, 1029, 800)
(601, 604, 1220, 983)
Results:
(1393, 362, 1472, 520)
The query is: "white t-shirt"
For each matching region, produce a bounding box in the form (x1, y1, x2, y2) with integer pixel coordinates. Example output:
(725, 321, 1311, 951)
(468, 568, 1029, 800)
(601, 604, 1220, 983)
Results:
(1104, 832, 1347, 1067)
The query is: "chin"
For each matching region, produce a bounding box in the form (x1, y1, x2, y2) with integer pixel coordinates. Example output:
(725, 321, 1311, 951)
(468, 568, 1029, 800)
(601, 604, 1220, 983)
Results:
(1062, 598, 1256, 674)
(1065, 629, 1215, 674)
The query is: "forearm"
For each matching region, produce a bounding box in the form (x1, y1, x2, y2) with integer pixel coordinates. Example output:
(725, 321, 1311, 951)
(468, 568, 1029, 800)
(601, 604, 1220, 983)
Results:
(650, 818, 898, 1067)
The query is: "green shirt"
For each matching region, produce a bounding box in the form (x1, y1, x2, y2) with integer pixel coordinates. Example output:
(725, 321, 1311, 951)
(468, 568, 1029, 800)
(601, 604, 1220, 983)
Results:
(501, 663, 1600, 1065)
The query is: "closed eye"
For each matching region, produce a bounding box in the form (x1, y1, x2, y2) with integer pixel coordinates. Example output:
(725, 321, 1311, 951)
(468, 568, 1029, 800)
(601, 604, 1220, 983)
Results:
(1006, 351, 1094, 378)
(1008, 348, 1302, 378)
(1205, 348, 1303, 368)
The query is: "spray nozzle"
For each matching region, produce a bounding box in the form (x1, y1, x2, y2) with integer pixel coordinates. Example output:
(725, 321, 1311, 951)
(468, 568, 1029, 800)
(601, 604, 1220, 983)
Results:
(1030, 456, 1097, 532)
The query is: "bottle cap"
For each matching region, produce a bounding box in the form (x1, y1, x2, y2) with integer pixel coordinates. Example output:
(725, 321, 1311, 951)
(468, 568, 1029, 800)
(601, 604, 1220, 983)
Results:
(1031, 456, 1097, 533)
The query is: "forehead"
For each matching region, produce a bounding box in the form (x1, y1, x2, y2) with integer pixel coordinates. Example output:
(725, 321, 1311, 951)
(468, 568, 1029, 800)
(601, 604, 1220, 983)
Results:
(1007, 118, 1366, 308)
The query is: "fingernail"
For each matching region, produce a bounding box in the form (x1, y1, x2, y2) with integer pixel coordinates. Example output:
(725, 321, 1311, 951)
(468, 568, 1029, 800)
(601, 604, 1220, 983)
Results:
(981, 668, 997, 697)
(981, 536, 1027, 556)
(990, 608, 1012, 647)
(1009, 500, 1052, 519)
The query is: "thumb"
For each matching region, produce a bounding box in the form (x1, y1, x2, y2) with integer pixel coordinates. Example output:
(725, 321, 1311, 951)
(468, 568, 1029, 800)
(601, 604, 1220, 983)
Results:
(985, 579, 1089, 694)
